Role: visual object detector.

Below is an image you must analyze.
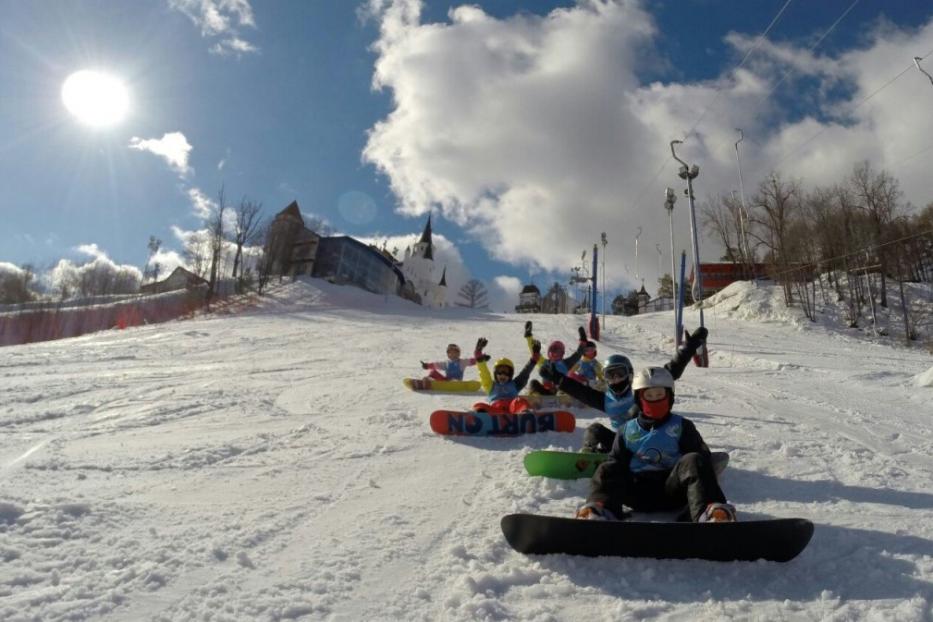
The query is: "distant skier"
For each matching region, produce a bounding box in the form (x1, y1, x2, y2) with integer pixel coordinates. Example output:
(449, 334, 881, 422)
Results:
(525, 322, 587, 396)
(473, 337, 540, 414)
(420, 343, 478, 381)
(539, 327, 708, 454)
(573, 365, 736, 523)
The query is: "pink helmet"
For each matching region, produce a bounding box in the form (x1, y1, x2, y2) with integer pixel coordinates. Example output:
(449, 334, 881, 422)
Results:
(547, 340, 565, 361)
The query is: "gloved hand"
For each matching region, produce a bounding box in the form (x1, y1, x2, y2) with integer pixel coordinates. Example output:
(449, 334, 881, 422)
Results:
(475, 337, 488, 358)
(524, 321, 533, 338)
(420, 361, 429, 369)
(686, 326, 708, 351)
(477, 354, 491, 362)
(578, 326, 587, 344)
(531, 339, 542, 362)
(538, 361, 563, 384)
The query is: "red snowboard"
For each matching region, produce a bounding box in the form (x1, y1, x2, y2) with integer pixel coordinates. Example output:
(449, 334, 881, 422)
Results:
(429, 409, 575, 436)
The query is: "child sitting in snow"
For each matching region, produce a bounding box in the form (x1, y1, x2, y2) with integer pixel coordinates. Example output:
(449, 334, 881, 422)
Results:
(420, 343, 477, 381)
(525, 322, 588, 396)
(576, 365, 735, 523)
(473, 337, 541, 414)
(567, 340, 604, 388)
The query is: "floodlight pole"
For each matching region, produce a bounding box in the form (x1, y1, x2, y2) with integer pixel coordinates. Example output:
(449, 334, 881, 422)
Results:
(734, 128, 755, 284)
(664, 187, 678, 336)
(670, 139, 705, 329)
(600, 232, 607, 329)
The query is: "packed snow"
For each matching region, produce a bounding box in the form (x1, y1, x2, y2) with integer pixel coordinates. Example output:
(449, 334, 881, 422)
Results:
(2, 277, 932, 621)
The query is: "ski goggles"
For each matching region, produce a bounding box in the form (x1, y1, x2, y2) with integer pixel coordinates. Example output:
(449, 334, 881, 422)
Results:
(605, 369, 631, 382)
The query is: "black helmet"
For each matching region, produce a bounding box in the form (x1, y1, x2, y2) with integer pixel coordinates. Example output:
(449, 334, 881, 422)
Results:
(603, 354, 634, 392)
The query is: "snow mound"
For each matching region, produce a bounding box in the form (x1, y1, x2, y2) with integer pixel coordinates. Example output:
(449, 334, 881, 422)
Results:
(914, 365, 933, 388)
(701, 281, 806, 326)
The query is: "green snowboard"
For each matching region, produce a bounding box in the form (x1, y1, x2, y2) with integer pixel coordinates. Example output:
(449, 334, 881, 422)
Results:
(524, 450, 730, 480)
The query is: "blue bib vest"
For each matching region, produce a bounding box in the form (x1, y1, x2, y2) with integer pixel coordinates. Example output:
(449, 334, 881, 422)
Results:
(603, 389, 635, 430)
(445, 359, 465, 380)
(576, 359, 599, 381)
(489, 380, 519, 401)
(622, 414, 684, 473)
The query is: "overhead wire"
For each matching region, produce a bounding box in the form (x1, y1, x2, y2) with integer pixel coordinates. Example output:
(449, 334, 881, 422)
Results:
(624, 0, 796, 215)
(761, 47, 933, 176)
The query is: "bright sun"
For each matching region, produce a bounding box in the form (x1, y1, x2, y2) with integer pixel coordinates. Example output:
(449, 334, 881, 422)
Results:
(61, 70, 130, 127)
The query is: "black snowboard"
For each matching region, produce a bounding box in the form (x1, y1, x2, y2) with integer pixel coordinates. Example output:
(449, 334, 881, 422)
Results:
(501, 514, 814, 562)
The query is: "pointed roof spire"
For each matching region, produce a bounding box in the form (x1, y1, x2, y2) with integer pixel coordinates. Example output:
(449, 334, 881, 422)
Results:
(438, 266, 447, 287)
(279, 200, 303, 223)
(418, 214, 433, 260)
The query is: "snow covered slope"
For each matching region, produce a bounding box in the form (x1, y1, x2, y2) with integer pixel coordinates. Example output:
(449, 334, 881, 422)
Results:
(1, 278, 931, 621)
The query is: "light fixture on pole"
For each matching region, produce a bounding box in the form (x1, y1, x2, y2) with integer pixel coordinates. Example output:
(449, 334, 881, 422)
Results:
(663, 187, 678, 339)
(670, 139, 707, 366)
(915, 56, 933, 87)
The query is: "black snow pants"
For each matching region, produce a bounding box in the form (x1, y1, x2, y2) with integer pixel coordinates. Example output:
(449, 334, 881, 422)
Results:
(587, 452, 726, 522)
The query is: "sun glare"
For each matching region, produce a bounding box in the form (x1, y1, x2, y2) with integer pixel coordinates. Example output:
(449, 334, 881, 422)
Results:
(61, 70, 130, 127)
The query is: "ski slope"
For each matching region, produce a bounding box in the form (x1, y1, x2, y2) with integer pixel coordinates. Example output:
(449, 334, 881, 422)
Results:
(2, 278, 932, 621)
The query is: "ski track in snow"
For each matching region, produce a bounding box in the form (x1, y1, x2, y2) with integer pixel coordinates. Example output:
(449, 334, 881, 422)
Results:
(1, 278, 931, 621)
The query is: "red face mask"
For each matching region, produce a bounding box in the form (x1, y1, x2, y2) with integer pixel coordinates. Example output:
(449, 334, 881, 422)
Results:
(640, 395, 671, 420)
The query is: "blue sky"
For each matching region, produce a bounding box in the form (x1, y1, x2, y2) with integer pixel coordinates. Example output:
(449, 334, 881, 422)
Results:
(2, 1, 932, 310)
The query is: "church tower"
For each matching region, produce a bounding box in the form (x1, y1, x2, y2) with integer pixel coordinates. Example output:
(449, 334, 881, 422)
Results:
(401, 214, 442, 307)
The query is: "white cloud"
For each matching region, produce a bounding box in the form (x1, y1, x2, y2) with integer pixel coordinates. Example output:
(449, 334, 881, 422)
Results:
(210, 37, 259, 56)
(169, 0, 259, 56)
(42, 248, 143, 298)
(75, 243, 107, 260)
(488, 275, 523, 313)
(129, 132, 193, 178)
(363, 0, 933, 297)
(187, 187, 216, 220)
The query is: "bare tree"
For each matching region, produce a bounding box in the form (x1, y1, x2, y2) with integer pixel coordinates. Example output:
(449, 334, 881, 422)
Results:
(207, 186, 228, 301)
(848, 161, 902, 307)
(231, 197, 264, 291)
(456, 279, 489, 309)
(184, 231, 209, 279)
(748, 173, 802, 304)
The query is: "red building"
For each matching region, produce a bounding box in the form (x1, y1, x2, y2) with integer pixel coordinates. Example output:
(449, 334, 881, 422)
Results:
(689, 263, 768, 296)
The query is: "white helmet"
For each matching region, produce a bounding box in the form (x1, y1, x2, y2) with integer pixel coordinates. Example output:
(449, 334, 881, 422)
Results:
(632, 367, 675, 392)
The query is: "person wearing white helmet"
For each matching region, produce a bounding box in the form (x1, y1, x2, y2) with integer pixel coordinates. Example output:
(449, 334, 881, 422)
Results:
(574, 357, 736, 524)
(539, 327, 709, 453)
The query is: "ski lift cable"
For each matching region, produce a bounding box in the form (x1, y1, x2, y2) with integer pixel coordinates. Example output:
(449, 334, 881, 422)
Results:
(681, 0, 796, 144)
(624, 0, 795, 216)
(763, 47, 933, 176)
(711, 0, 860, 153)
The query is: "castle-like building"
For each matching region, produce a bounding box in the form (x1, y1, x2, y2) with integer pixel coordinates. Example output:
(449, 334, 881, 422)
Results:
(400, 214, 447, 308)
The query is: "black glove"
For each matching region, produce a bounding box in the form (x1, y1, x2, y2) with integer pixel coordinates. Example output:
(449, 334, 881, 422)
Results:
(578, 327, 587, 343)
(478, 354, 491, 362)
(421, 361, 429, 369)
(539, 362, 564, 384)
(475, 337, 488, 355)
(686, 326, 708, 349)
(524, 321, 533, 338)
(531, 339, 542, 358)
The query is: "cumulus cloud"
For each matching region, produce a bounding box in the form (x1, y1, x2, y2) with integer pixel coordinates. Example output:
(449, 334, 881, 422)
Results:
(129, 132, 193, 177)
(169, 0, 259, 56)
(187, 187, 216, 220)
(43, 247, 143, 298)
(488, 275, 523, 313)
(363, 0, 933, 296)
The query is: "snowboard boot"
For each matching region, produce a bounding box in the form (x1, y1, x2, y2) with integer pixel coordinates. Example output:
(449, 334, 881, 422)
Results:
(575, 501, 617, 521)
(700, 502, 737, 523)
